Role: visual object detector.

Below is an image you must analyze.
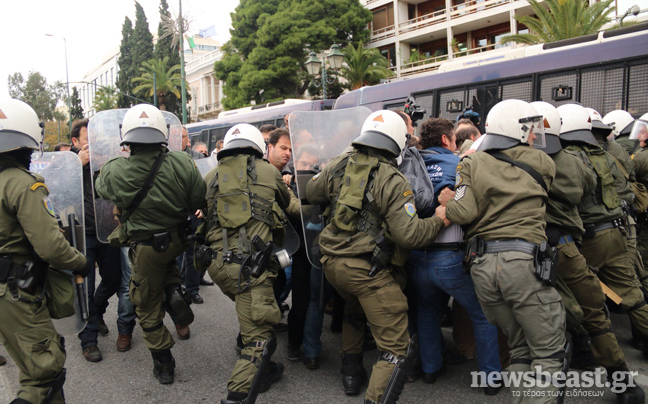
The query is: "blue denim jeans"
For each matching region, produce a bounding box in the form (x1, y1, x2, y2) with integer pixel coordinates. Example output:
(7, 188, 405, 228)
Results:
(302, 265, 333, 358)
(408, 249, 500, 375)
(79, 234, 122, 349)
(117, 247, 136, 335)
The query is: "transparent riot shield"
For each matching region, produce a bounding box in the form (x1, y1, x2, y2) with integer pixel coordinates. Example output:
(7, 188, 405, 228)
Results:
(88, 108, 183, 242)
(30, 151, 89, 335)
(195, 155, 218, 178)
(289, 107, 372, 267)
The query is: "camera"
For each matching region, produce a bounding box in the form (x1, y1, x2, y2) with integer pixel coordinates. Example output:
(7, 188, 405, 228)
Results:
(404, 95, 425, 127)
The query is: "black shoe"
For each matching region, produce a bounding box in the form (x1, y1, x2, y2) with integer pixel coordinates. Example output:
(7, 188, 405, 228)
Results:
(221, 391, 248, 404)
(341, 353, 367, 396)
(287, 345, 301, 362)
(484, 385, 502, 396)
(443, 349, 472, 365)
(423, 365, 447, 384)
(260, 361, 284, 393)
(82, 345, 103, 362)
(200, 277, 214, 286)
(616, 384, 645, 404)
(304, 356, 320, 370)
(0, 356, 6, 366)
(98, 318, 109, 336)
(280, 303, 290, 315)
(153, 358, 175, 384)
(166, 285, 194, 327)
(190, 293, 204, 304)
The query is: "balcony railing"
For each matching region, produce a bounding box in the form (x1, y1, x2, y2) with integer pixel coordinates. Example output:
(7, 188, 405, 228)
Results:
(449, 0, 510, 19)
(399, 9, 446, 34)
(369, 24, 396, 43)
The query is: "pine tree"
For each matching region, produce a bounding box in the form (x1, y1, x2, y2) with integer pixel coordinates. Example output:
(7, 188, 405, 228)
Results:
(69, 86, 84, 120)
(130, 2, 155, 104)
(116, 17, 134, 108)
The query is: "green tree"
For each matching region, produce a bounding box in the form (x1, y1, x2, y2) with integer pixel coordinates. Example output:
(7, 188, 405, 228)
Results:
(132, 57, 182, 110)
(116, 17, 134, 108)
(154, 0, 189, 116)
(92, 85, 119, 112)
(69, 86, 84, 120)
(131, 2, 155, 85)
(8, 71, 61, 121)
(340, 41, 392, 90)
(501, 0, 614, 45)
(215, 0, 372, 109)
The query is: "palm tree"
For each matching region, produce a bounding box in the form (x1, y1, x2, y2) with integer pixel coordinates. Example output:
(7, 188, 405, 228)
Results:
(92, 85, 119, 112)
(501, 0, 614, 45)
(132, 56, 182, 110)
(339, 41, 393, 90)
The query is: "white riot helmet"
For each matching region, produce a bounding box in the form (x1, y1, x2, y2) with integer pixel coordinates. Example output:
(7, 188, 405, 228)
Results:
(120, 104, 169, 146)
(0, 99, 44, 153)
(585, 107, 613, 140)
(557, 104, 598, 147)
(478, 99, 544, 151)
(218, 123, 266, 159)
(353, 110, 408, 157)
(630, 113, 648, 143)
(530, 101, 562, 154)
(603, 110, 635, 139)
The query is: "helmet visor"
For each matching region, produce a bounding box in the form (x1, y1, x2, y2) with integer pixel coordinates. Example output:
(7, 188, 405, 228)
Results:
(629, 120, 648, 142)
(520, 115, 545, 148)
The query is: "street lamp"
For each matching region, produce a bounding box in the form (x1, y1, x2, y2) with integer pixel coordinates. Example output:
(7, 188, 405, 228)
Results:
(46, 34, 72, 137)
(305, 44, 345, 99)
(620, 5, 641, 27)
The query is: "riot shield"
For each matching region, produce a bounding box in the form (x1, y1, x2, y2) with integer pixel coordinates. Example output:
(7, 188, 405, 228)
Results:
(30, 151, 89, 335)
(88, 108, 183, 242)
(194, 155, 218, 178)
(289, 107, 372, 267)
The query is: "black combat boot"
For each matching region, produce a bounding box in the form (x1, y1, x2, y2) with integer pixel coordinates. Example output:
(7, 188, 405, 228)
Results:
(364, 400, 378, 404)
(260, 361, 284, 393)
(221, 391, 248, 404)
(570, 330, 597, 370)
(165, 284, 194, 327)
(152, 349, 175, 384)
(10, 399, 32, 404)
(606, 364, 646, 404)
(342, 353, 367, 396)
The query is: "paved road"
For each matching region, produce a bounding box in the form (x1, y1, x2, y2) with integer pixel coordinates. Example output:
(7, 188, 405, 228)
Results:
(1, 280, 647, 404)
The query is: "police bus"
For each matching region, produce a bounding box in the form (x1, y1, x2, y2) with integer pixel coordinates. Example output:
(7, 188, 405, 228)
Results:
(185, 99, 334, 153)
(333, 23, 648, 133)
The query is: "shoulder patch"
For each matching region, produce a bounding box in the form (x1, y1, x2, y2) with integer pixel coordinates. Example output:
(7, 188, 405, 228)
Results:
(403, 202, 416, 217)
(403, 190, 413, 198)
(455, 173, 462, 186)
(454, 185, 466, 201)
(43, 197, 56, 217)
(311, 173, 320, 181)
(30, 182, 49, 192)
(456, 165, 462, 171)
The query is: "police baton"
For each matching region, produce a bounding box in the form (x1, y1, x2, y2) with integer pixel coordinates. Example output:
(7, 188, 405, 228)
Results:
(68, 213, 89, 322)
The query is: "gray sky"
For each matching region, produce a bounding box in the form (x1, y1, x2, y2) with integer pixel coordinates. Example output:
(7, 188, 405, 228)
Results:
(0, 0, 240, 98)
(1, 0, 641, 101)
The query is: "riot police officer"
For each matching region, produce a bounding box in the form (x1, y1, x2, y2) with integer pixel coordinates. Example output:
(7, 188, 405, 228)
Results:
(604, 109, 639, 155)
(203, 124, 290, 404)
(307, 110, 450, 404)
(95, 104, 206, 384)
(533, 101, 644, 403)
(441, 99, 566, 403)
(0, 99, 88, 403)
(558, 103, 648, 357)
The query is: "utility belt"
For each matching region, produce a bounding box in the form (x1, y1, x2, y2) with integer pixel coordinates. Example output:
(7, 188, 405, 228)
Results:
(463, 237, 557, 286)
(583, 218, 625, 239)
(0, 255, 48, 300)
(545, 224, 575, 247)
(134, 228, 186, 253)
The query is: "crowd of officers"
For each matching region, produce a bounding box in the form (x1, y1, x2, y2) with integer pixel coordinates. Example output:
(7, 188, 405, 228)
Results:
(1, 95, 648, 404)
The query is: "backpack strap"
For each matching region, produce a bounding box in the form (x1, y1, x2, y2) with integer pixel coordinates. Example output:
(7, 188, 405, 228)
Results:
(119, 150, 167, 224)
(486, 150, 548, 193)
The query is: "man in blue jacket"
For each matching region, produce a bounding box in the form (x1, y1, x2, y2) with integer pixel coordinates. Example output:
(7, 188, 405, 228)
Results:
(408, 118, 501, 394)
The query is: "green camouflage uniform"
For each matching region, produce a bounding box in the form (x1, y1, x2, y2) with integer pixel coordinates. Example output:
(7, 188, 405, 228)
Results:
(546, 149, 626, 368)
(307, 148, 445, 402)
(0, 157, 86, 404)
(446, 145, 565, 404)
(95, 145, 205, 353)
(204, 153, 290, 395)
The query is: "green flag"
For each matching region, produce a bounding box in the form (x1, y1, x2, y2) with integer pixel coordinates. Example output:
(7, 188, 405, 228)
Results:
(187, 36, 195, 49)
